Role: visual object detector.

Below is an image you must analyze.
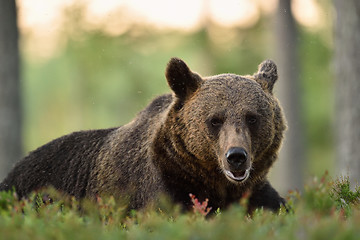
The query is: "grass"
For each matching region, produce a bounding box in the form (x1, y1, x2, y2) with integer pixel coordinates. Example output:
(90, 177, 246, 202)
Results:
(1, 173, 360, 240)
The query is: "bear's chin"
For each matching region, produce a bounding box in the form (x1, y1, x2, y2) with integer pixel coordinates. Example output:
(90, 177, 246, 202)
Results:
(224, 169, 250, 183)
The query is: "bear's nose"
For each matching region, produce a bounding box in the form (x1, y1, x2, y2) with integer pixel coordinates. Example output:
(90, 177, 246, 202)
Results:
(226, 147, 248, 169)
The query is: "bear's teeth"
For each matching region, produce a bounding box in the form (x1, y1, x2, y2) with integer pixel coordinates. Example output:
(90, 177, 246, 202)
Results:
(225, 169, 250, 182)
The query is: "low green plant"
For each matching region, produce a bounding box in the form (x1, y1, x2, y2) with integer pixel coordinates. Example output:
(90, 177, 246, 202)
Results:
(0, 173, 360, 239)
(331, 176, 360, 217)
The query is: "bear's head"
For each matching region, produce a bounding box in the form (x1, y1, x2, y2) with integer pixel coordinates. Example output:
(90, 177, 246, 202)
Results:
(165, 58, 286, 185)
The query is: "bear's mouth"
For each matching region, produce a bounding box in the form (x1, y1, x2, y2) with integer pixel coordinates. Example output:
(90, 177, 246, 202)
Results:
(224, 169, 250, 182)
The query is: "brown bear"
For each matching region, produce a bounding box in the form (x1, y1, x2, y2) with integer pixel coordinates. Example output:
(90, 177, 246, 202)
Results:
(0, 58, 286, 212)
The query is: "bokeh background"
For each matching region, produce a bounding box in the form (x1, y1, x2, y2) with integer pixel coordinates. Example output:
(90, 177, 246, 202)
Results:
(2, 0, 357, 194)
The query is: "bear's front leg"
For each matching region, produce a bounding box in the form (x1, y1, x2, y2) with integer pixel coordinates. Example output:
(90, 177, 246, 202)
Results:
(248, 180, 286, 212)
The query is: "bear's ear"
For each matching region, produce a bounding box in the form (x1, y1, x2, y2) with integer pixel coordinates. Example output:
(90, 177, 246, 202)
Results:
(253, 60, 278, 94)
(165, 58, 203, 99)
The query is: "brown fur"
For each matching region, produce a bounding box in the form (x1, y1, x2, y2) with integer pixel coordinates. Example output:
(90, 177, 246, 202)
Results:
(0, 58, 286, 211)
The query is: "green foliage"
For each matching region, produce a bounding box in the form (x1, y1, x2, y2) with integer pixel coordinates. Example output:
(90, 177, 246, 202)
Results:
(302, 172, 337, 215)
(331, 176, 360, 217)
(1, 175, 360, 239)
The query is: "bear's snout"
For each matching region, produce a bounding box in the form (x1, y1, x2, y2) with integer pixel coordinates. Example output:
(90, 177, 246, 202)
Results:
(223, 147, 251, 183)
(226, 147, 248, 170)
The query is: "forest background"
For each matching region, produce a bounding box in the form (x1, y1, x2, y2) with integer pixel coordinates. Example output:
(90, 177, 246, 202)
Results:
(0, 0, 345, 195)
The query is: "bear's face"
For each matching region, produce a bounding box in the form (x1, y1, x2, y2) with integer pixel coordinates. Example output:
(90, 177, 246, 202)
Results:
(182, 76, 276, 183)
(165, 58, 284, 185)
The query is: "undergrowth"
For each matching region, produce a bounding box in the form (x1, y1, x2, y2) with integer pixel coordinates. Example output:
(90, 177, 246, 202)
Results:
(1, 173, 360, 240)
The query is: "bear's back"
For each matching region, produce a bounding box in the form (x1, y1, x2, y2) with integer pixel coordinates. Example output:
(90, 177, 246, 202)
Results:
(86, 94, 174, 206)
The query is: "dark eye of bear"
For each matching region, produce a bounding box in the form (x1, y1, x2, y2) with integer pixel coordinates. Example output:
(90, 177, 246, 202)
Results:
(246, 114, 258, 126)
(207, 116, 224, 135)
(210, 117, 224, 128)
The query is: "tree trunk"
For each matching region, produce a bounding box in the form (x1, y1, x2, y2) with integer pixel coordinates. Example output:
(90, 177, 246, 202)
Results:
(269, 0, 304, 193)
(0, 0, 22, 181)
(334, 0, 360, 187)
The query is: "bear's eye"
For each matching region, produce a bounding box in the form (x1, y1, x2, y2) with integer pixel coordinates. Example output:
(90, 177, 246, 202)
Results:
(208, 117, 224, 129)
(210, 117, 224, 128)
(246, 115, 258, 126)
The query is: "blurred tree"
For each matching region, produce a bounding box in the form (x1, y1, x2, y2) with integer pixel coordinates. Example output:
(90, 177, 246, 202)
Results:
(0, 0, 22, 180)
(334, 0, 360, 187)
(270, 0, 305, 193)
